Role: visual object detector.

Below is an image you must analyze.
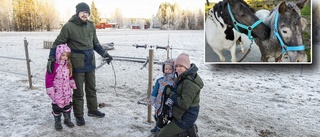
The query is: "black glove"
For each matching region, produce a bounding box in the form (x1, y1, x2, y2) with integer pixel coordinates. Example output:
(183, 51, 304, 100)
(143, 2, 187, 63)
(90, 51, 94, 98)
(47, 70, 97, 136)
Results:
(47, 57, 55, 73)
(103, 52, 113, 65)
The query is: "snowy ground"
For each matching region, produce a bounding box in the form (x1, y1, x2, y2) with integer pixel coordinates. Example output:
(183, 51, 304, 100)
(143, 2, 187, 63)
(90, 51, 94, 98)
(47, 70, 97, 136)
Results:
(0, 30, 319, 137)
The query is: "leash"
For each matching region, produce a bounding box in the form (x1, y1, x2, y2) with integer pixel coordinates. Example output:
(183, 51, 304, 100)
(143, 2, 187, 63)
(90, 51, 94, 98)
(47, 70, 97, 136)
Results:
(237, 42, 252, 62)
(96, 59, 108, 70)
(110, 61, 117, 92)
(96, 58, 117, 92)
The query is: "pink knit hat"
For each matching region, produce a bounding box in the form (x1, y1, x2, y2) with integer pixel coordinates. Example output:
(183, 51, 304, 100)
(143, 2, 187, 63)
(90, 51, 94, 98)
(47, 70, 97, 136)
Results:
(175, 53, 190, 69)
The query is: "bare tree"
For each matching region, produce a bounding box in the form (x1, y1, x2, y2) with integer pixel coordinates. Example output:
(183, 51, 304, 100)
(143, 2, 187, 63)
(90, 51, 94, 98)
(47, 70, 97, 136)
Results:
(171, 3, 181, 30)
(13, 0, 36, 31)
(196, 9, 204, 30)
(156, 2, 170, 29)
(111, 8, 123, 28)
(0, 0, 13, 31)
(155, 2, 203, 30)
(40, 0, 59, 31)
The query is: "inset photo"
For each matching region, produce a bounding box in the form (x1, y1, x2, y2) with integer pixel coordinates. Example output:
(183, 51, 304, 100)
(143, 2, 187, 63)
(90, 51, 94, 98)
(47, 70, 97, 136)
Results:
(204, 0, 312, 64)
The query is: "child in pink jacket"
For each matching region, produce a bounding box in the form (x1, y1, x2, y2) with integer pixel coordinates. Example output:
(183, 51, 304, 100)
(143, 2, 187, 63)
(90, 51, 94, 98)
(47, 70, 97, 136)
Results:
(45, 44, 77, 130)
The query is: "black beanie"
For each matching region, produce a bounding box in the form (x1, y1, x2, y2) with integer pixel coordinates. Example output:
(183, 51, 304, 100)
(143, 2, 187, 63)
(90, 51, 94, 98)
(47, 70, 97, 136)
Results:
(76, 2, 90, 15)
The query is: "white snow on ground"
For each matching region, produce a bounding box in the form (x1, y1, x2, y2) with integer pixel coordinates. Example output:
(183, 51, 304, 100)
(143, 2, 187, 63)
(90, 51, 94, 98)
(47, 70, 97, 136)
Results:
(0, 30, 319, 137)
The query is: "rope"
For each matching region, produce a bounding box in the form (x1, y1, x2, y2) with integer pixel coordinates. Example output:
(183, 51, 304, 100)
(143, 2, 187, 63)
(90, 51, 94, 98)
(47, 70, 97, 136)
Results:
(237, 42, 252, 62)
(110, 62, 117, 92)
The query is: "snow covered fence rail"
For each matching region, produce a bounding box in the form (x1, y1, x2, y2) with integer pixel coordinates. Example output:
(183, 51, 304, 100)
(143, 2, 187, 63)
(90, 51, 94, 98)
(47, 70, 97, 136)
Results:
(112, 56, 162, 64)
(0, 38, 33, 89)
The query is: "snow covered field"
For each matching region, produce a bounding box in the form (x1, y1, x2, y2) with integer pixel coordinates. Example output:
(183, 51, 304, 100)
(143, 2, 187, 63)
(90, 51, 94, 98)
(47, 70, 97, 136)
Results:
(0, 30, 319, 137)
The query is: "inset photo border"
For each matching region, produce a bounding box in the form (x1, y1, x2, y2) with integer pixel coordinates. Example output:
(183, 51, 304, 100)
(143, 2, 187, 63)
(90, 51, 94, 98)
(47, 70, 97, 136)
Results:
(204, 0, 312, 64)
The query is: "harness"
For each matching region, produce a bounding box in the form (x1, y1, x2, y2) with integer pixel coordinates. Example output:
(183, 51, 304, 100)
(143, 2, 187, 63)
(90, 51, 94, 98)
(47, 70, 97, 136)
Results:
(273, 11, 305, 54)
(227, 3, 262, 41)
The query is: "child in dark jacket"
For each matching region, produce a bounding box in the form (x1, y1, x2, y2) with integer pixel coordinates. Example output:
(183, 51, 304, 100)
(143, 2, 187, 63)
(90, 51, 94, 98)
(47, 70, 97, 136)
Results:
(148, 58, 176, 134)
(45, 44, 77, 130)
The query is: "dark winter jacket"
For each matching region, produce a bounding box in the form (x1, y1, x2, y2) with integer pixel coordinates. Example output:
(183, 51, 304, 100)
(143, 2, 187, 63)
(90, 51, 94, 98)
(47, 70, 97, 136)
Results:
(49, 14, 105, 73)
(170, 63, 204, 129)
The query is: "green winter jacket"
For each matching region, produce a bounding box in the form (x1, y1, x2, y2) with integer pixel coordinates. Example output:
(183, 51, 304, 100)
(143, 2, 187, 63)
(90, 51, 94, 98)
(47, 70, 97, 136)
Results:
(170, 63, 204, 124)
(49, 15, 105, 73)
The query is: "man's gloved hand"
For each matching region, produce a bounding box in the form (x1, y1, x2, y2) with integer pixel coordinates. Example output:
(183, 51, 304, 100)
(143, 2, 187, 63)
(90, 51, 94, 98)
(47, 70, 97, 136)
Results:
(165, 98, 174, 106)
(103, 52, 113, 65)
(47, 57, 55, 73)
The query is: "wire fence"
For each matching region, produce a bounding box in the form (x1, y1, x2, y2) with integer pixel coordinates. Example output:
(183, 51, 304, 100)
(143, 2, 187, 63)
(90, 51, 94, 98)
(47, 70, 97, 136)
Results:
(0, 38, 33, 88)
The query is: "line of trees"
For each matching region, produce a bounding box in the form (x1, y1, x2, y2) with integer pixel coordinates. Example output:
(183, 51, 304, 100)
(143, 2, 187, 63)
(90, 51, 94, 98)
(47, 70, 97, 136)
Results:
(154, 2, 204, 30)
(0, 0, 59, 31)
(0, 0, 204, 31)
(100, 2, 204, 30)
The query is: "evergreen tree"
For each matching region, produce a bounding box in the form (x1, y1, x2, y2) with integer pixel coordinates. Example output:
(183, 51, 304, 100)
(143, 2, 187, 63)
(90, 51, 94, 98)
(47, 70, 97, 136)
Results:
(90, 1, 100, 26)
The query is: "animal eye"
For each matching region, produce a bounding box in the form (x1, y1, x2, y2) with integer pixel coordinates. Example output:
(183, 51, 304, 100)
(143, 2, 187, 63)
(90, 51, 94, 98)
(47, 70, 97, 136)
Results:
(282, 30, 287, 33)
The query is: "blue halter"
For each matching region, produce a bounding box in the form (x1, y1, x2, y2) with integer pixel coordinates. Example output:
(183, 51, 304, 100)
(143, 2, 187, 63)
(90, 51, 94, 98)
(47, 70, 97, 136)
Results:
(227, 3, 262, 41)
(273, 11, 305, 54)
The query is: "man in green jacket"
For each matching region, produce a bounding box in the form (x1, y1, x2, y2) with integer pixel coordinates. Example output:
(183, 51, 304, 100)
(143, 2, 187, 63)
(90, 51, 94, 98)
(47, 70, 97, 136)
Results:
(46, 2, 112, 126)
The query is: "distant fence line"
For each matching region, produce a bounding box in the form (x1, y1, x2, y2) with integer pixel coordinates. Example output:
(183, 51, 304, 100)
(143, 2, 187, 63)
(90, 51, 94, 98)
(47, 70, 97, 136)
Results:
(0, 56, 25, 61)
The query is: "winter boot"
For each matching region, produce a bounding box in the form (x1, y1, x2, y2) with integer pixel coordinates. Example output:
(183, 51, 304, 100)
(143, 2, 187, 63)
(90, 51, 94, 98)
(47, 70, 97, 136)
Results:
(53, 114, 63, 131)
(76, 116, 85, 126)
(187, 124, 199, 137)
(88, 110, 105, 118)
(63, 112, 75, 127)
(178, 124, 199, 137)
(150, 125, 158, 133)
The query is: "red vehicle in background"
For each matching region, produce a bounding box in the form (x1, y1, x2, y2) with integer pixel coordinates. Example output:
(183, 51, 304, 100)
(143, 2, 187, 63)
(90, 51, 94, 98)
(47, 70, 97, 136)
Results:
(96, 22, 118, 29)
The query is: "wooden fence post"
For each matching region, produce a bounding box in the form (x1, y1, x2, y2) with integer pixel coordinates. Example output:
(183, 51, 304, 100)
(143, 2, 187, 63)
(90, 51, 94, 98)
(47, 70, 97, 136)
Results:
(24, 37, 33, 89)
(147, 49, 154, 123)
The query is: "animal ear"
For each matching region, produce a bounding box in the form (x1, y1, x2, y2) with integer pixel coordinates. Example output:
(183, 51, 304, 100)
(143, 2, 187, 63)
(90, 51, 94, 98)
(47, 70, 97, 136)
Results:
(296, 0, 308, 9)
(278, 1, 287, 14)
